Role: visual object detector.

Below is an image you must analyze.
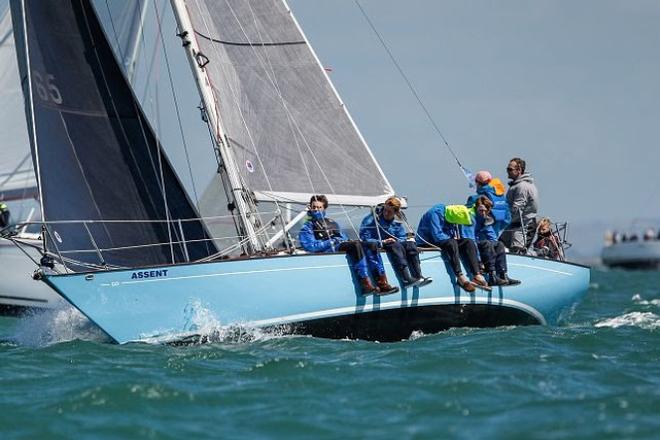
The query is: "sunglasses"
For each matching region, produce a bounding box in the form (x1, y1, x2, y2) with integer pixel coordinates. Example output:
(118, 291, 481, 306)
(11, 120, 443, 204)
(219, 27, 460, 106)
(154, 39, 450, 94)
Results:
(506, 167, 518, 172)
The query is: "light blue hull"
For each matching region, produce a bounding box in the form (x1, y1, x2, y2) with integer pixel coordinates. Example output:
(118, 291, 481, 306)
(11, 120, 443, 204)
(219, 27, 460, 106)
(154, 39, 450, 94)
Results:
(42, 251, 590, 343)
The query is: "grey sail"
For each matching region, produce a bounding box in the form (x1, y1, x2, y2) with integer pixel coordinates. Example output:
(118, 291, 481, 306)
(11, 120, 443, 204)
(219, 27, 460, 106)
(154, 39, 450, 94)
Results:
(183, 0, 395, 206)
(1, 0, 150, 204)
(12, 0, 216, 268)
(0, 4, 36, 201)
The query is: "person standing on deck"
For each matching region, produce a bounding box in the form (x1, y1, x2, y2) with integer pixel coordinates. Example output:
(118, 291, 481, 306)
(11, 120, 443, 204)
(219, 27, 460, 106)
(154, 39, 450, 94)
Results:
(416, 203, 489, 292)
(298, 195, 399, 296)
(359, 196, 432, 288)
(500, 157, 539, 253)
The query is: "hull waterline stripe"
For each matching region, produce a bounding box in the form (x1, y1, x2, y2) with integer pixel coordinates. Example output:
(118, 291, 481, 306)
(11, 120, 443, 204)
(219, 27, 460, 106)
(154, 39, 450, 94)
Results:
(249, 296, 547, 327)
(131, 297, 546, 343)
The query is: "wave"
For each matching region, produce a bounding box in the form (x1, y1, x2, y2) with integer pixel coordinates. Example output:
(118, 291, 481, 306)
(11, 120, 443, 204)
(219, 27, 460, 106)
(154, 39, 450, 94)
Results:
(12, 303, 110, 347)
(594, 312, 660, 330)
(631, 294, 660, 306)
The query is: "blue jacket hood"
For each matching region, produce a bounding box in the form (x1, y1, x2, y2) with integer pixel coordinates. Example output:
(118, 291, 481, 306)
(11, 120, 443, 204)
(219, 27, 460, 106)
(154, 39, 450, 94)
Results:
(416, 204, 458, 245)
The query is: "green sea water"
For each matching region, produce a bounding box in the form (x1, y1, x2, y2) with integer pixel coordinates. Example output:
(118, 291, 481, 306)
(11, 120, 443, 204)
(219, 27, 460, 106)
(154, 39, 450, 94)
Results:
(0, 267, 658, 439)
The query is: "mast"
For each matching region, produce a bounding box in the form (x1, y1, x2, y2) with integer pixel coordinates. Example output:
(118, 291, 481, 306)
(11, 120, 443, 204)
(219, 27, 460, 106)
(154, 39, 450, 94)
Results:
(169, 0, 262, 253)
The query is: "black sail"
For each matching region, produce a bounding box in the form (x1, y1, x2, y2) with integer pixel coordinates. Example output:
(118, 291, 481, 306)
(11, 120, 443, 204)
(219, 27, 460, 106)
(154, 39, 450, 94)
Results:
(12, 0, 215, 268)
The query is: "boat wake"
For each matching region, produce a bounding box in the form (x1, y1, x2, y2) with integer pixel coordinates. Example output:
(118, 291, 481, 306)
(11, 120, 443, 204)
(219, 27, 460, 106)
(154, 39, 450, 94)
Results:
(594, 312, 660, 331)
(12, 303, 111, 347)
(138, 299, 295, 345)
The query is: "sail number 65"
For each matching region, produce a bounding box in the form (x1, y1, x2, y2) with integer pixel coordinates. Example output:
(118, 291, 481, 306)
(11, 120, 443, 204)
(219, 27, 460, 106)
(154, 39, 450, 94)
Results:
(32, 71, 63, 104)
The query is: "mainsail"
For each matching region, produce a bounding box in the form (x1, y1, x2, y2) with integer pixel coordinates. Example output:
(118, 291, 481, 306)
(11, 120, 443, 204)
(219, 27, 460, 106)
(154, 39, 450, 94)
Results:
(12, 0, 216, 268)
(180, 0, 395, 206)
(0, 5, 36, 201)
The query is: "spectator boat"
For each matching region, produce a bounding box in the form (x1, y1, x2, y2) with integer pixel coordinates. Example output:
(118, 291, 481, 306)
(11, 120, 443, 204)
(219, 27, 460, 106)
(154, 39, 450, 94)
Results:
(602, 228, 660, 269)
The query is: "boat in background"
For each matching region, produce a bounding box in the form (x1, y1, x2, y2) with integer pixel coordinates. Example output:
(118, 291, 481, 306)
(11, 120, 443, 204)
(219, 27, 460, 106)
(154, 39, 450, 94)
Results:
(602, 224, 660, 269)
(9, 0, 589, 343)
(0, 238, 66, 315)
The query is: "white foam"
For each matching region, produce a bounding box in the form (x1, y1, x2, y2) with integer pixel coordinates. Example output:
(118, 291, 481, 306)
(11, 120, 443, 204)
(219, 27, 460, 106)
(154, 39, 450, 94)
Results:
(138, 298, 294, 345)
(12, 302, 110, 346)
(631, 294, 660, 306)
(594, 312, 660, 330)
(409, 330, 426, 340)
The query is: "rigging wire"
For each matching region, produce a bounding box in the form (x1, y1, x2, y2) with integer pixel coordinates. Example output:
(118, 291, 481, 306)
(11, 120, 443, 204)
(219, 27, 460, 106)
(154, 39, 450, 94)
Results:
(104, 0, 126, 61)
(353, 0, 474, 187)
(221, 0, 363, 238)
(152, 0, 202, 209)
(189, 0, 269, 252)
(85, 2, 176, 262)
(189, 0, 359, 249)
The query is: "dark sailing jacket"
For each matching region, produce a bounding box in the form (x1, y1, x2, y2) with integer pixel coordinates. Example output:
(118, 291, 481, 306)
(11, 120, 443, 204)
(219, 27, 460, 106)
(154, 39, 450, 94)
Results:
(298, 215, 348, 253)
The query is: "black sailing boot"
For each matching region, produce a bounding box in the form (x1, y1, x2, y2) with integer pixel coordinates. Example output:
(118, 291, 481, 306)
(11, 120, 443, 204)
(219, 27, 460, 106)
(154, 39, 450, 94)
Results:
(400, 266, 420, 288)
(408, 252, 432, 287)
(500, 272, 521, 286)
(489, 271, 508, 286)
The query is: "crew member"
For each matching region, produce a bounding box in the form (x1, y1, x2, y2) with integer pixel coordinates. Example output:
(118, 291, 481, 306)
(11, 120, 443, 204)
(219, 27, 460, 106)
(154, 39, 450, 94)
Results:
(360, 196, 432, 288)
(299, 195, 398, 296)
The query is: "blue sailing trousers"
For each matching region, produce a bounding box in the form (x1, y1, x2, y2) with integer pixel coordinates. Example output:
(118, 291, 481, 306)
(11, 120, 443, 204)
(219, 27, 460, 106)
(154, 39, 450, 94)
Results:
(477, 240, 508, 274)
(383, 240, 423, 279)
(337, 241, 385, 278)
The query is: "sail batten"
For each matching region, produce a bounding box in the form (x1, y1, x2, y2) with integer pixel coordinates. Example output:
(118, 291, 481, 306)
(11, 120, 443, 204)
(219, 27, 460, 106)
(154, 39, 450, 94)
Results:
(182, 0, 395, 204)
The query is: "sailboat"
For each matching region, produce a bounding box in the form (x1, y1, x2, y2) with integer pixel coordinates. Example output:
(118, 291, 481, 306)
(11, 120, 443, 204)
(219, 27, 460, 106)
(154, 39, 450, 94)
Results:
(8, 0, 589, 344)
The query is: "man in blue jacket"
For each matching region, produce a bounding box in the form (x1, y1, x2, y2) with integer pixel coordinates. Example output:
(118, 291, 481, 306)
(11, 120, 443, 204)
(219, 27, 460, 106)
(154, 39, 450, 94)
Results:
(359, 196, 432, 288)
(416, 203, 488, 292)
(298, 195, 398, 296)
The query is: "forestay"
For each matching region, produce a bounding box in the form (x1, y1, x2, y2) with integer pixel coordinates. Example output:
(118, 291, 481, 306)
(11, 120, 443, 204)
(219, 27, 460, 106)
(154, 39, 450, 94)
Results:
(12, 0, 216, 268)
(183, 0, 395, 206)
(0, 5, 36, 201)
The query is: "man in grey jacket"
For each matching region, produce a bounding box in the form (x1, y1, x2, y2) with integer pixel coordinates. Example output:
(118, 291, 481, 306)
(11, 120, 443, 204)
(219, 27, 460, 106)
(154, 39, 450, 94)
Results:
(500, 157, 538, 253)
